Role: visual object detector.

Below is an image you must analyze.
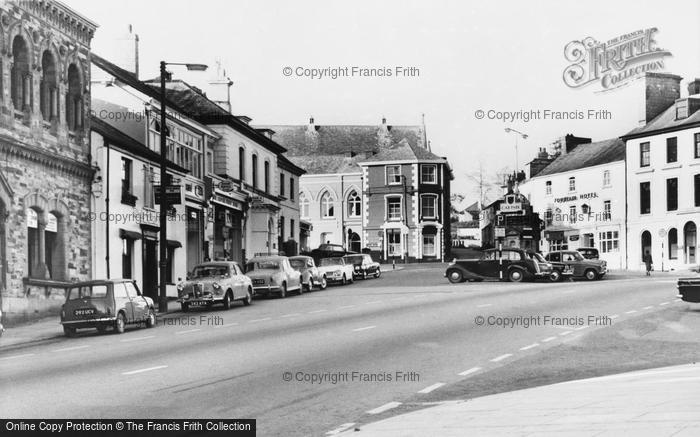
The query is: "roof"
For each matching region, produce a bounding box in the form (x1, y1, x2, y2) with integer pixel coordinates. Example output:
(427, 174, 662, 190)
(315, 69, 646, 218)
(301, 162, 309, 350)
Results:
(359, 139, 447, 164)
(622, 99, 700, 139)
(90, 116, 188, 173)
(286, 155, 362, 174)
(535, 138, 625, 177)
(278, 154, 306, 176)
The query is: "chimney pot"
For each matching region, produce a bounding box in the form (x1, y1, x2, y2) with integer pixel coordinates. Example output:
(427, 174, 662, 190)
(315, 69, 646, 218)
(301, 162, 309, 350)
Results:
(688, 79, 700, 96)
(644, 72, 682, 124)
(309, 116, 314, 124)
(382, 117, 386, 124)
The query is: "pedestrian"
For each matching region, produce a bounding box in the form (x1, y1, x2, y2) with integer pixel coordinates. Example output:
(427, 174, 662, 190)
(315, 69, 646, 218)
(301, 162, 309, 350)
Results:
(643, 250, 653, 276)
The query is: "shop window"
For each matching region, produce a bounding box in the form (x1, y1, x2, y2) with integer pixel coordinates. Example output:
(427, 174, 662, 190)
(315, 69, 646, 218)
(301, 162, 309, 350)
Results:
(598, 231, 619, 253)
(423, 235, 436, 256)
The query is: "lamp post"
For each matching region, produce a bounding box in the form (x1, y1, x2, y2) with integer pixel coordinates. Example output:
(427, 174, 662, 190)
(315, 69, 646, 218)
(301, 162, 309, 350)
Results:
(158, 61, 207, 313)
(504, 127, 528, 174)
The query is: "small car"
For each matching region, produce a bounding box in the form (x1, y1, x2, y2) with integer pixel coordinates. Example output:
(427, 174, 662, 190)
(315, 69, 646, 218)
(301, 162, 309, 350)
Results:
(245, 256, 302, 298)
(177, 261, 253, 312)
(445, 248, 540, 283)
(317, 257, 355, 285)
(577, 247, 600, 260)
(527, 251, 573, 282)
(545, 250, 607, 281)
(343, 253, 381, 279)
(678, 277, 700, 303)
(289, 255, 327, 292)
(60, 279, 155, 336)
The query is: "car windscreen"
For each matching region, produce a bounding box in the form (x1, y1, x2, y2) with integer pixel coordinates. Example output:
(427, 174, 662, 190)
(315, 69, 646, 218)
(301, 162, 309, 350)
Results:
(344, 256, 363, 264)
(66, 284, 108, 300)
(529, 253, 546, 262)
(192, 266, 229, 278)
(320, 258, 343, 266)
(246, 261, 280, 271)
(289, 259, 306, 270)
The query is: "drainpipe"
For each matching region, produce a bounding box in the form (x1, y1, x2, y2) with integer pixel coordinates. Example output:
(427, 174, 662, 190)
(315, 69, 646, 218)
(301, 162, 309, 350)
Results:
(105, 141, 111, 279)
(341, 175, 345, 250)
(624, 155, 628, 270)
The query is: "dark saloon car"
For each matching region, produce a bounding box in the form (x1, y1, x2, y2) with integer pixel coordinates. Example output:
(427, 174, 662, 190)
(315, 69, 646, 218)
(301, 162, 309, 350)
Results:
(677, 277, 700, 303)
(545, 250, 607, 281)
(528, 251, 572, 282)
(343, 254, 381, 279)
(289, 255, 327, 292)
(304, 244, 356, 264)
(445, 248, 541, 283)
(61, 279, 155, 336)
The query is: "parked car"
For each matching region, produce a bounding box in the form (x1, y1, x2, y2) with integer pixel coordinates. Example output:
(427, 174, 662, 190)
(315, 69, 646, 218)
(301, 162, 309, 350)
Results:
(677, 277, 700, 303)
(177, 261, 253, 312)
(527, 251, 572, 282)
(60, 279, 155, 336)
(343, 253, 381, 279)
(577, 247, 600, 260)
(544, 250, 607, 280)
(305, 243, 356, 264)
(289, 255, 327, 292)
(317, 257, 355, 285)
(245, 256, 302, 298)
(445, 248, 540, 283)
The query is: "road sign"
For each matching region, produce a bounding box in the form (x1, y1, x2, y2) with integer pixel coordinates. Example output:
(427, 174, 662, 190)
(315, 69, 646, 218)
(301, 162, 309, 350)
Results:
(495, 227, 505, 238)
(218, 179, 235, 192)
(155, 185, 182, 205)
(500, 203, 522, 213)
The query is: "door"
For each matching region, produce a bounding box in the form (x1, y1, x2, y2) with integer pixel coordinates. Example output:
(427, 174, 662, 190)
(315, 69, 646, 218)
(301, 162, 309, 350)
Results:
(113, 282, 134, 322)
(125, 281, 148, 321)
(685, 222, 697, 264)
(142, 239, 158, 300)
(641, 231, 652, 265)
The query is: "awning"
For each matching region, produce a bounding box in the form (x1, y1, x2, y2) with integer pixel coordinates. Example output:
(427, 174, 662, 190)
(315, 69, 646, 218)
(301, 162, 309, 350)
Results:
(167, 240, 182, 248)
(119, 229, 142, 240)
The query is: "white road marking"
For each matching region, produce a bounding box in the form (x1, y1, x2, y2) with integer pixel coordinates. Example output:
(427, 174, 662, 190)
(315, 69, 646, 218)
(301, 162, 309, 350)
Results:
(352, 326, 377, 332)
(249, 318, 271, 323)
(659, 301, 670, 306)
(215, 323, 239, 328)
(642, 306, 654, 310)
(365, 300, 382, 305)
(610, 314, 619, 319)
(120, 335, 156, 342)
(542, 336, 557, 342)
(175, 328, 201, 334)
(574, 325, 590, 331)
(519, 343, 539, 351)
(308, 309, 328, 314)
(477, 304, 492, 308)
(417, 383, 445, 394)
(52, 345, 90, 352)
(367, 402, 402, 415)
(559, 331, 572, 336)
(625, 310, 637, 314)
(122, 365, 168, 375)
(338, 305, 356, 310)
(458, 367, 482, 376)
(281, 313, 301, 318)
(490, 353, 513, 362)
(326, 423, 356, 435)
(0, 353, 35, 361)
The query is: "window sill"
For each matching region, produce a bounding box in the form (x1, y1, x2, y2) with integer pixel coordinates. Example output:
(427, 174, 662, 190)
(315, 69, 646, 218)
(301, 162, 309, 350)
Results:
(636, 168, 654, 175)
(662, 164, 682, 170)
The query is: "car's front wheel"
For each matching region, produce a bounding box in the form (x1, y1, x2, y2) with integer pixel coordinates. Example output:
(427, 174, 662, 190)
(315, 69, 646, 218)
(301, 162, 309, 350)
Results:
(145, 308, 156, 328)
(508, 269, 524, 283)
(279, 282, 287, 298)
(584, 269, 598, 281)
(222, 291, 232, 310)
(181, 302, 189, 313)
(242, 288, 253, 306)
(447, 269, 464, 283)
(375, 268, 381, 278)
(549, 270, 561, 282)
(319, 276, 327, 290)
(114, 312, 126, 334)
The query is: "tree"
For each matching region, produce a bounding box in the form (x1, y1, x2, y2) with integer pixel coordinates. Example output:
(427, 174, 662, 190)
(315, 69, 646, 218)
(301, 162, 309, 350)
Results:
(465, 162, 511, 206)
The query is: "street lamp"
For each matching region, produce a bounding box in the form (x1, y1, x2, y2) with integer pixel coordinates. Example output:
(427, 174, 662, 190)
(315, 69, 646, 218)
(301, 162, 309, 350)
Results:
(504, 127, 528, 174)
(158, 61, 207, 313)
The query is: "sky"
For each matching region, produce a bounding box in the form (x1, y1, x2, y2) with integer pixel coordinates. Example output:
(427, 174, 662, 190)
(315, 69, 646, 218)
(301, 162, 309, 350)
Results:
(66, 0, 700, 201)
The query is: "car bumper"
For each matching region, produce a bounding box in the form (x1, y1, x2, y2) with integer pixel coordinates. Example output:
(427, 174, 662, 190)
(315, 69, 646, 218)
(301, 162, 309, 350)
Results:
(61, 317, 116, 328)
(678, 279, 700, 303)
(253, 285, 283, 294)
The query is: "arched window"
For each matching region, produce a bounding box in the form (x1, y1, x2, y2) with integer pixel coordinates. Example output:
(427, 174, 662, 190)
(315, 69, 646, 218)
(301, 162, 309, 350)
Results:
(321, 192, 334, 218)
(668, 228, 678, 260)
(66, 64, 83, 131)
(300, 193, 310, 218)
(264, 161, 270, 193)
(684, 221, 697, 264)
(641, 230, 652, 263)
(11, 35, 31, 111)
(40, 51, 58, 122)
(238, 147, 245, 181)
(347, 190, 361, 217)
(252, 154, 258, 189)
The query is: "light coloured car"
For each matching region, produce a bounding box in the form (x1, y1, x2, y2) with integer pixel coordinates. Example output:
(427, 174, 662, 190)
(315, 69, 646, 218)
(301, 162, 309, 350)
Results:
(317, 257, 355, 285)
(177, 261, 253, 312)
(245, 256, 302, 298)
(289, 255, 327, 292)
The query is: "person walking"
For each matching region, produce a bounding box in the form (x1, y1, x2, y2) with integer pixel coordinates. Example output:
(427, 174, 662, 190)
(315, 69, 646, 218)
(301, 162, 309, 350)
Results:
(643, 250, 653, 276)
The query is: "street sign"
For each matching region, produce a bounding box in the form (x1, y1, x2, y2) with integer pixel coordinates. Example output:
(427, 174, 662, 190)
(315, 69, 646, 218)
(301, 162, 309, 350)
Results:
(500, 202, 522, 213)
(155, 185, 182, 205)
(218, 179, 235, 192)
(658, 228, 667, 238)
(495, 227, 505, 238)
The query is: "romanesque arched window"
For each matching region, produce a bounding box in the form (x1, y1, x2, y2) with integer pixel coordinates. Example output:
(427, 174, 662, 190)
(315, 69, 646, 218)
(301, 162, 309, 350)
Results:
(11, 35, 31, 111)
(66, 63, 83, 130)
(40, 51, 58, 122)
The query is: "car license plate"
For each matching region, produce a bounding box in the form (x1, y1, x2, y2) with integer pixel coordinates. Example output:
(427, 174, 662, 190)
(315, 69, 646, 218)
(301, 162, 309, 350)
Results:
(189, 301, 207, 307)
(253, 279, 265, 285)
(74, 308, 95, 316)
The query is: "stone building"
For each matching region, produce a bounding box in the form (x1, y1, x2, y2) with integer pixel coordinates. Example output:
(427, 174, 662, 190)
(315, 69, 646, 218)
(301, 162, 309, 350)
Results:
(0, 0, 97, 323)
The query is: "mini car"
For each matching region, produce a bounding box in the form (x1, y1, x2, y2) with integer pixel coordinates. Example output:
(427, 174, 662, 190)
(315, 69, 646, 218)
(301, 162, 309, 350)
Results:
(245, 256, 302, 298)
(317, 257, 355, 285)
(576, 247, 600, 260)
(445, 248, 540, 283)
(545, 250, 607, 280)
(177, 261, 253, 312)
(343, 253, 381, 279)
(289, 255, 327, 292)
(678, 277, 700, 303)
(60, 279, 155, 336)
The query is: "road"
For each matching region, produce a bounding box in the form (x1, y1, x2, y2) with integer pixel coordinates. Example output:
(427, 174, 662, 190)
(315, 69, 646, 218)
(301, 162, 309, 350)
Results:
(0, 266, 691, 437)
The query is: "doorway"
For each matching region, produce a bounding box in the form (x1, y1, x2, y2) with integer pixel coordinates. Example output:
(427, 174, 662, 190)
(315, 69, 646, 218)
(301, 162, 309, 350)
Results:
(142, 239, 158, 300)
(685, 221, 697, 264)
(641, 230, 652, 263)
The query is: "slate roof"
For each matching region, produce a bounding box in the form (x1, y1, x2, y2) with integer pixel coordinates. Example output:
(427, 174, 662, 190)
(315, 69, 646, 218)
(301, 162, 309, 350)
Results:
(359, 139, 447, 164)
(622, 98, 700, 139)
(535, 138, 625, 177)
(286, 155, 361, 174)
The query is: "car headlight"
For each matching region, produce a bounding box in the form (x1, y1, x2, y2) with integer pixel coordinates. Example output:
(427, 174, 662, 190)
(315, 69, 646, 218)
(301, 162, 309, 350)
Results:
(270, 276, 276, 284)
(177, 284, 184, 292)
(212, 282, 221, 289)
(334, 270, 341, 275)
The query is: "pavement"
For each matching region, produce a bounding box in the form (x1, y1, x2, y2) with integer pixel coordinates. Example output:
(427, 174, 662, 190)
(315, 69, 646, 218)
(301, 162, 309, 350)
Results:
(338, 363, 700, 436)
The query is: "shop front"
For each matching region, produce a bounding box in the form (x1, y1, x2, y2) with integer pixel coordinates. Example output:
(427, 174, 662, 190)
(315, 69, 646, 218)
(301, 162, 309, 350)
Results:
(212, 193, 246, 264)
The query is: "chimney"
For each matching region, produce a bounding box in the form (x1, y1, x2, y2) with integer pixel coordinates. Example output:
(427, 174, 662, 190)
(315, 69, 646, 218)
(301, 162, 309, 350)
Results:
(115, 24, 139, 78)
(537, 147, 548, 159)
(642, 72, 682, 125)
(688, 79, 700, 96)
(381, 117, 386, 124)
(563, 134, 592, 154)
(208, 60, 233, 113)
